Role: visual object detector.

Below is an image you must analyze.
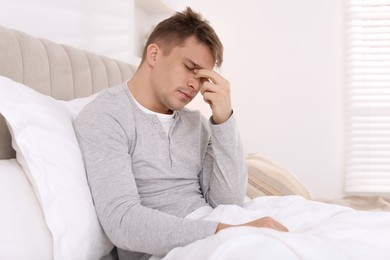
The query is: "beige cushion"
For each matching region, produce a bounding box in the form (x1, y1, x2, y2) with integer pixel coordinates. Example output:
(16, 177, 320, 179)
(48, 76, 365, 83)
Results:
(246, 154, 312, 199)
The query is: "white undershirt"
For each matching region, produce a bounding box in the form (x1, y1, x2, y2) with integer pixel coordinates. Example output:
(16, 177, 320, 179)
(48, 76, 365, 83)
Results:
(128, 88, 175, 134)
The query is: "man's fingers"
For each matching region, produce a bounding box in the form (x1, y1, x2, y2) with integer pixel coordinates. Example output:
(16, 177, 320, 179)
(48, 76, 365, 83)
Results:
(194, 69, 223, 84)
(263, 217, 289, 232)
(193, 68, 232, 124)
(202, 92, 212, 105)
(200, 81, 215, 95)
(246, 216, 289, 233)
(273, 221, 289, 232)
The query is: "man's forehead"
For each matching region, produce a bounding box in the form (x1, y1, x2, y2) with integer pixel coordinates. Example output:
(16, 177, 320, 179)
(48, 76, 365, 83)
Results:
(182, 56, 215, 70)
(184, 58, 203, 69)
(177, 37, 216, 69)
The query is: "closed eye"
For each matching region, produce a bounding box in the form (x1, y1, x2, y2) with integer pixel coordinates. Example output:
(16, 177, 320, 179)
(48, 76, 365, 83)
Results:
(185, 64, 194, 71)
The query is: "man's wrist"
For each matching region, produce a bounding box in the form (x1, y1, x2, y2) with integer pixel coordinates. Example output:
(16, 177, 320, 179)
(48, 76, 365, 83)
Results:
(216, 223, 231, 233)
(211, 110, 233, 125)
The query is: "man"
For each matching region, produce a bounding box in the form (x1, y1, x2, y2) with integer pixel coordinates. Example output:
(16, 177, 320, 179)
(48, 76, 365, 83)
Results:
(75, 7, 288, 260)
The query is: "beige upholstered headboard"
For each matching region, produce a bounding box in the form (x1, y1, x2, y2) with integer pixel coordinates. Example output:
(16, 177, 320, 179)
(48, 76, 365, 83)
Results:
(0, 25, 136, 159)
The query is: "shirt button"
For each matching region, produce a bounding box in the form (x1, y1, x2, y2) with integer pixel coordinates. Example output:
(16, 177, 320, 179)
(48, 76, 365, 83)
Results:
(152, 118, 158, 124)
(161, 133, 167, 139)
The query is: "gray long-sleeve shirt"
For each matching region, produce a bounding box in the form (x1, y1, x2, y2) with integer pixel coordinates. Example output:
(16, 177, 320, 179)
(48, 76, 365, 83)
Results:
(74, 83, 247, 260)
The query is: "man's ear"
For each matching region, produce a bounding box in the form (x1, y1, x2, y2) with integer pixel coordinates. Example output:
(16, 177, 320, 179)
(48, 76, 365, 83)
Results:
(146, 44, 159, 66)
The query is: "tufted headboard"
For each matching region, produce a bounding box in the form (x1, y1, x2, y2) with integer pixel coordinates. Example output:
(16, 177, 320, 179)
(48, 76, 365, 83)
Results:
(0, 25, 136, 159)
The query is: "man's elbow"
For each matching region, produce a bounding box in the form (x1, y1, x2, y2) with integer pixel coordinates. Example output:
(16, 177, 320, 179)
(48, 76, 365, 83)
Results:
(207, 191, 246, 207)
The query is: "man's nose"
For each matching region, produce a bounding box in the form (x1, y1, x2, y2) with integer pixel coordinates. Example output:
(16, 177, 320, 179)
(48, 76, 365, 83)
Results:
(188, 75, 201, 91)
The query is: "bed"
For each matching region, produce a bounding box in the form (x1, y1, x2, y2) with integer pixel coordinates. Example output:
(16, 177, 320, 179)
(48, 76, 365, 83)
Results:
(1, 25, 390, 260)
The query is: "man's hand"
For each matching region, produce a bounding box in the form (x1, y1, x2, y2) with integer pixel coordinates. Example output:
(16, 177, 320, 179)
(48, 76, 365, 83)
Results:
(216, 216, 289, 233)
(194, 69, 232, 124)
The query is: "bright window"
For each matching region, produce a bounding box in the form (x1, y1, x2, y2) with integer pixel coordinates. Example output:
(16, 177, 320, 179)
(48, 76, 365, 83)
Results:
(345, 0, 390, 193)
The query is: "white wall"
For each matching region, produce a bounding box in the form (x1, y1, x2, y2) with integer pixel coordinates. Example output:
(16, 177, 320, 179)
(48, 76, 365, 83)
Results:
(0, 0, 136, 63)
(175, 0, 345, 198)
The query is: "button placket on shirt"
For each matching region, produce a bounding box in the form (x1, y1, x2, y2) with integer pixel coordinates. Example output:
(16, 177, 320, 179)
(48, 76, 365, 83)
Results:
(150, 117, 167, 141)
(150, 114, 178, 172)
(169, 115, 179, 172)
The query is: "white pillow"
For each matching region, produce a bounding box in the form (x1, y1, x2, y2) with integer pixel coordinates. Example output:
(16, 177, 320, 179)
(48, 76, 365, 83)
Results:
(0, 76, 113, 260)
(58, 93, 98, 120)
(0, 159, 52, 260)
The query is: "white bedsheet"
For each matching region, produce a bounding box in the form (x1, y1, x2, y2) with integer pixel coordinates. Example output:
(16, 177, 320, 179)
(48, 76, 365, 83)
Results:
(160, 196, 390, 260)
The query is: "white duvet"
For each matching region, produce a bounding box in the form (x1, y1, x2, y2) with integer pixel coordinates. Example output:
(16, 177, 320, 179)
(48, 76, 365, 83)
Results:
(161, 196, 390, 260)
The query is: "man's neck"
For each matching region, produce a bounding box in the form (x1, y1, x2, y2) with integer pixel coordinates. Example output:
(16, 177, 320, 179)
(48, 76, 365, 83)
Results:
(127, 66, 173, 115)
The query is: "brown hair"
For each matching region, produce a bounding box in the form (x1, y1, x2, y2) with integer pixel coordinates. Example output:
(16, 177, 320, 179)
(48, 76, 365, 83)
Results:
(141, 7, 223, 67)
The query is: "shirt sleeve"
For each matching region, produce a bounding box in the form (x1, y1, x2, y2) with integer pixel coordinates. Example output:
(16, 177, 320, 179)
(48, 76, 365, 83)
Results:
(200, 114, 248, 208)
(74, 101, 218, 256)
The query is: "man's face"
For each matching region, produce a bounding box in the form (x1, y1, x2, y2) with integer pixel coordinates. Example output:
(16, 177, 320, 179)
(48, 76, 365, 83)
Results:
(150, 36, 215, 114)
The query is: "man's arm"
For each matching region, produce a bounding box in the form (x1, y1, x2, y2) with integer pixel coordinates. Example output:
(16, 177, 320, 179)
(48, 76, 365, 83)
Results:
(195, 69, 248, 207)
(199, 115, 248, 207)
